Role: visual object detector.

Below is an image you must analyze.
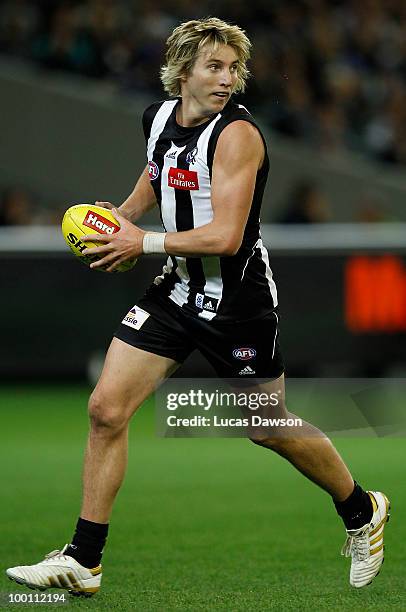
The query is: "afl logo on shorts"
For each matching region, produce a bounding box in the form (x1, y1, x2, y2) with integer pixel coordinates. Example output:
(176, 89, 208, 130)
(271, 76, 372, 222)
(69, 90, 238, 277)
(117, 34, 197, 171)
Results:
(233, 347, 257, 361)
(148, 160, 159, 181)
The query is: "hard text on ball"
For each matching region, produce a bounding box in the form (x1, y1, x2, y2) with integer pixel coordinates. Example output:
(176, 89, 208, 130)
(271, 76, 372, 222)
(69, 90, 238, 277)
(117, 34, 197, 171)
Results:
(83, 211, 119, 235)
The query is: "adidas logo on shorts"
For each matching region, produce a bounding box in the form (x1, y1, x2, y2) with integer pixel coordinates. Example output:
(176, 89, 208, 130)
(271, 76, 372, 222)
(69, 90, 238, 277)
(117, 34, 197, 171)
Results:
(239, 366, 255, 375)
(195, 293, 218, 312)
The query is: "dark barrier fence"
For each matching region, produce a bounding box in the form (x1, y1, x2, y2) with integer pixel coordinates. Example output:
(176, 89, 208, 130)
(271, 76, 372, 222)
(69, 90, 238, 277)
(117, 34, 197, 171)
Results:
(3, 247, 406, 379)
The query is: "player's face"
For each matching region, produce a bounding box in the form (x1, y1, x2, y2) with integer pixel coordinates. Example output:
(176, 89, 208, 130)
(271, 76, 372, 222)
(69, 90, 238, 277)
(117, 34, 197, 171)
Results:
(181, 44, 239, 117)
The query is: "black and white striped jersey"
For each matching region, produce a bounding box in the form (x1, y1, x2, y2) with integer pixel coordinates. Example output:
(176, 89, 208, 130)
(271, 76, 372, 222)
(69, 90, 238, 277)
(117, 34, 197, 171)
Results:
(143, 97, 278, 323)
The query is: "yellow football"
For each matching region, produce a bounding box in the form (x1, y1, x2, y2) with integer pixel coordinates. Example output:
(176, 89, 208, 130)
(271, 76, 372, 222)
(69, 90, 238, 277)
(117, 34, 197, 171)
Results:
(61, 204, 137, 272)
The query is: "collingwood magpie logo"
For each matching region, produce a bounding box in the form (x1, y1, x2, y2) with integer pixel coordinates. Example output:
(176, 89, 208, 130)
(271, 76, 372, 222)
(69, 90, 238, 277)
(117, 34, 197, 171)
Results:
(186, 147, 198, 164)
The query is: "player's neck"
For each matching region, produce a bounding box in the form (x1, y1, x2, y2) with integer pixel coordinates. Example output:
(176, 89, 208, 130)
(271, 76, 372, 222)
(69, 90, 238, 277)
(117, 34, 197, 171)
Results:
(176, 99, 214, 128)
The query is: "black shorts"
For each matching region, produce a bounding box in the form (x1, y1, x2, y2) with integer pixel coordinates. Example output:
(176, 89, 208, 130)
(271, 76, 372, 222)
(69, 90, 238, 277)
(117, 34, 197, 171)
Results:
(114, 293, 284, 380)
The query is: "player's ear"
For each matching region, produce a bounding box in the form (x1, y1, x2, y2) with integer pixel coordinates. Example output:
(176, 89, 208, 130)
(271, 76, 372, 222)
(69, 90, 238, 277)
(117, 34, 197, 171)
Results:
(179, 60, 194, 84)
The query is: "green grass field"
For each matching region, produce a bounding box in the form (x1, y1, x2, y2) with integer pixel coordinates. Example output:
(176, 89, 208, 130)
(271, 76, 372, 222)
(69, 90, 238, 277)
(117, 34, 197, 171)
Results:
(1, 385, 404, 611)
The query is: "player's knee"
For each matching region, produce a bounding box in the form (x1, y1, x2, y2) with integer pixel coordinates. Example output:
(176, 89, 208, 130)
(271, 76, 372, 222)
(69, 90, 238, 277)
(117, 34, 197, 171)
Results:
(88, 390, 129, 432)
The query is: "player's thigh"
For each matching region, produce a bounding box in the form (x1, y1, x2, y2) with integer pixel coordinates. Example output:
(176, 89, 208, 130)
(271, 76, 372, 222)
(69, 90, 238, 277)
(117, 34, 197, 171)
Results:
(90, 337, 179, 423)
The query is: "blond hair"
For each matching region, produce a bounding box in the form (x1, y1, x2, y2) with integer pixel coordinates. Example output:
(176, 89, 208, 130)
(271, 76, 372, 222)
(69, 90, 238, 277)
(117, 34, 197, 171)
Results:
(160, 17, 251, 97)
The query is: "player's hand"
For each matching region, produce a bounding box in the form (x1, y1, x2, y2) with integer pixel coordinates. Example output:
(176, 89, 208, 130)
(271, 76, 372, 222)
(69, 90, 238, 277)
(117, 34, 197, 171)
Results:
(82, 208, 145, 272)
(95, 200, 113, 209)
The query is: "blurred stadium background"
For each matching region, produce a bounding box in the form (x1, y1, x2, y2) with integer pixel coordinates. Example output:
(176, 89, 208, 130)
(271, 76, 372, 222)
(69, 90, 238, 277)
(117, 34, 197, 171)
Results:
(1, 2, 406, 609)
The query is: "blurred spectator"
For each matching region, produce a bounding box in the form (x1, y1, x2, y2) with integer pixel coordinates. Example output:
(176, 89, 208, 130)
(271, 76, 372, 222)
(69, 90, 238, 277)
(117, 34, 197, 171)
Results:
(1, 0, 406, 168)
(0, 0, 39, 56)
(278, 180, 331, 224)
(0, 186, 35, 225)
(0, 186, 62, 225)
(354, 192, 390, 223)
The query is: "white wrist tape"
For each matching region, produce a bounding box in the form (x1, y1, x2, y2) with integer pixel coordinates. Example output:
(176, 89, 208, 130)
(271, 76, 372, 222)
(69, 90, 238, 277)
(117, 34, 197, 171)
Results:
(142, 232, 167, 254)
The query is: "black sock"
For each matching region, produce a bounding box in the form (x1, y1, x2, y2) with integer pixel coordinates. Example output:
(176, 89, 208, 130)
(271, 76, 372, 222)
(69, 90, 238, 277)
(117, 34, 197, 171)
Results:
(334, 481, 373, 530)
(65, 518, 108, 568)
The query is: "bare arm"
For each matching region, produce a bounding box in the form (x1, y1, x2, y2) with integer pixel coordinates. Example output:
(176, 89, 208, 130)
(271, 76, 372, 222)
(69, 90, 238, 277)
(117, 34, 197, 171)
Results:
(118, 165, 157, 222)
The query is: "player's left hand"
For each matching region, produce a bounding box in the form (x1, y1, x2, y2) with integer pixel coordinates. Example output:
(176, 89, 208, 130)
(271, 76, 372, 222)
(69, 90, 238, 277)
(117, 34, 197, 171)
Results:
(82, 208, 145, 272)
